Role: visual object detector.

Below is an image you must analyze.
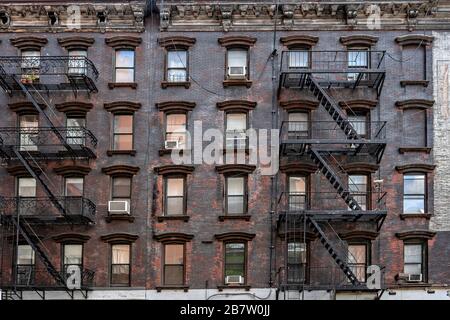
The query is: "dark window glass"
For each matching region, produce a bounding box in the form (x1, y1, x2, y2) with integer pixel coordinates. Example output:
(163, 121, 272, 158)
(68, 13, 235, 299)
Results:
(224, 242, 245, 281)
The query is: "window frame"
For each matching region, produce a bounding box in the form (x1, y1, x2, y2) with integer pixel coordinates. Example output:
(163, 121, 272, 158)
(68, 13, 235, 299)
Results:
(403, 241, 428, 282)
(64, 176, 84, 197)
(111, 175, 132, 209)
(17, 176, 37, 198)
(223, 241, 247, 285)
(112, 113, 134, 151)
(287, 174, 309, 211)
(163, 243, 186, 286)
(402, 108, 428, 148)
(403, 173, 427, 214)
(165, 49, 189, 83)
(347, 110, 370, 139)
(67, 48, 88, 75)
(225, 111, 248, 151)
(347, 242, 371, 283)
(61, 243, 84, 275)
(225, 174, 248, 215)
(113, 49, 135, 83)
(348, 174, 371, 211)
(347, 46, 371, 81)
(225, 47, 250, 80)
(164, 112, 188, 150)
(110, 243, 132, 287)
(286, 240, 310, 284)
(287, 111, 311, 139)
(287, 45, 312, 69)
(18, 114, 39, 151)
(164, 175, 187, 216)
(15, 244, 36, 286)
(66, 116, 86, 146)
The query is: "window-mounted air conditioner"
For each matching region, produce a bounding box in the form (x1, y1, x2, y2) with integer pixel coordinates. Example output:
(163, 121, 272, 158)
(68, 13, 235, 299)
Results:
(407, 274, 423, 282)
(108, 201, 130, 215)
(225, 275, 244, 285)
(165, 140, 180, 150)
(227, 66, 246, 78)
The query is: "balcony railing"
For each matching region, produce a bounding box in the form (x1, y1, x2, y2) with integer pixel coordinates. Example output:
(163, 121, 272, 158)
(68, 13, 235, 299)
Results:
(0, 127, 97, 159)
(280, 121, 387, 143)
(0, 196, 96, 223)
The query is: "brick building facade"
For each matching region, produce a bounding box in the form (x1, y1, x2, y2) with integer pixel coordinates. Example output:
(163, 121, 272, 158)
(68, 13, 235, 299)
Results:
(0, 0, 449, 300)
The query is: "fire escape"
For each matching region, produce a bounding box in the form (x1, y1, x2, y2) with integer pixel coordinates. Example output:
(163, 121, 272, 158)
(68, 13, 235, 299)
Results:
(0, 56, 98, 299)
(276, 50, 387, 297)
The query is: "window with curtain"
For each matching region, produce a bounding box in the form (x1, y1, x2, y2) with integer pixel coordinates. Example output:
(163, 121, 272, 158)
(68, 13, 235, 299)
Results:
(164, 244, 184, 285)
(226, 113, 247, 150)
(16, 245, 35, 285)
(68, 49, 87, 75)
(113, 115, 133, 150)
(19, 114, 38, 151)
(348, 175, 368, 211)
(115, 50, 135, 82)
(348, 244, 367, 282)
(111, 244, 130, 286)
(166, 114, 187, 149)
(287, 242, 307, 284)
(288, 50, 309, 68)
(403, 174, 426, 213)
(224, 242, 246, 282)
(63, 244, 83, 274)
(226, 176, 246, 215)
(165, 177, 185, 216)
(288, 176, 306, 211)
(288, 112, 309, 139)
(66, 117, 86, 145)
(227, 49, 247, 78)
(112, 177, 131, 209)
(404, 243, 425, 278)
(167, 50, 187, 82)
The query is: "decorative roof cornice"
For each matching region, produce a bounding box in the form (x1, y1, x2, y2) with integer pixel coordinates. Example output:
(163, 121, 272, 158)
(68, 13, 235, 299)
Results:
(102, 165, 140, 176)
(105, 36, 142, 49)
(395, 164, 436, 173)
(157, 2, 441, 32)
(395, 34, 434, 46)
(215, 164, 256, 174)
(216, 100, 257, 112)
(158, 36, 196, 48)
(280, 35, 319, 48)
(57, 37, 95, 50)
(395, 230, 436, 240)
(104, 101, 141, 114)
(154, 165, 195, 175)
(155, 101, 196, 113)
(0, 3, 145, 33)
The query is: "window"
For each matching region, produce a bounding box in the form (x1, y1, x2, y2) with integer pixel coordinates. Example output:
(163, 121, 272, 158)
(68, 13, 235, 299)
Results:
(16, 245, 35, 285)
(114, 50, 135, 82)
(227, 49, 247, 79)
(288, 49, 309, 68)
(288, 112, 309, 139)
(226, 176, 246, 215)
(288, 176, 307, 211)
(403, 174, 426, 213)
(63, 244, 83, 274)
(18, 177, 36, 197)
(113, 115, 133, 150)
(348, 175, 368, 211)
(68, 49, 87, 75)
(65, 177, 84, 197)
(226, 113, 247, 150)
(165, 177, 185, 216)
(348, 244, 368, 282)
(348, 112, 369, 139)
(21, 50, 40, 78)
(403, 109, 426, 147)
(404, 243, 426, 280)
(287, 242, 307, 284)
(111, 244, 130, 286)
(224, 242, 246, 284)
(66, 117, 86, 145)
(167, 50, 187, 82)
(165, 114, 187, 149)
(112, 177, 132, 209)
(19, 114, 38, 151)
(347, 48, 369, 80)
(164, 244, 185, 285)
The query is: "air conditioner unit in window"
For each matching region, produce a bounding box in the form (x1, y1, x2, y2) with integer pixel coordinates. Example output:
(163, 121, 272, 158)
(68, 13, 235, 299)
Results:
(225, 275, 244, 285)
(108, 201, 130, 214)
(408, 274, 423, 282)
(165, 140, 179, 150)
(228, 66, 246, 78)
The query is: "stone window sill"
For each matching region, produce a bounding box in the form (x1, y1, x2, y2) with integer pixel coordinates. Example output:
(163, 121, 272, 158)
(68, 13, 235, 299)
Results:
(400, 80, 429, 87)
(105, 214, 135, 223)
(107, 150, 137, 156)
(399, 147, 432, 154)
(156, 286, 189, 292)
(157, 215, 190, 222)
(161, 81, 191, 89)
(223, 79, 252, 88)
(219, 215, 251, 221)
(217, 285, 251, 291)
(400, 213, 432, 220)
(108, 82, 138, 89)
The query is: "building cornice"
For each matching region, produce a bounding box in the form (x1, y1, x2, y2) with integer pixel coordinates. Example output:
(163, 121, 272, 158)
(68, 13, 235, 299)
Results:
(156, 1, 442, 32)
